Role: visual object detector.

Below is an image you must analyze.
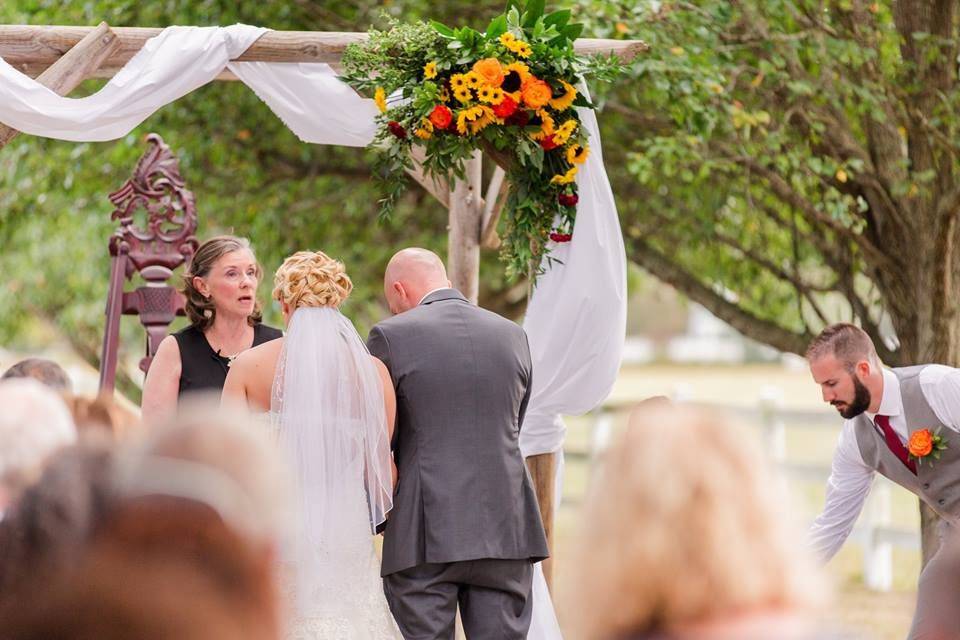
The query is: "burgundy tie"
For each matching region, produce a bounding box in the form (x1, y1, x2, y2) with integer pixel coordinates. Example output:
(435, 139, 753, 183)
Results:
(875, 414, 917, 474)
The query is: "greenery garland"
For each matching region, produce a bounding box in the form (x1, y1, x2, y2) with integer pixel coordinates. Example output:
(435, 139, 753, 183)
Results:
(342, 0, 617, 280)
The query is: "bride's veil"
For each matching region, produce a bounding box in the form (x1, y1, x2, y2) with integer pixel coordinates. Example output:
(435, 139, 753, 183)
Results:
(271, 306, 393, 611)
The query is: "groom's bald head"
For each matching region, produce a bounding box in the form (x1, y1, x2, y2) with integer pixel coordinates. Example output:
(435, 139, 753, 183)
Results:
(384, 248, 450, 314)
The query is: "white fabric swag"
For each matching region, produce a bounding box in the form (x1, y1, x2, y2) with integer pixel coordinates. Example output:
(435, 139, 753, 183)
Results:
(0, 24, 627, 639)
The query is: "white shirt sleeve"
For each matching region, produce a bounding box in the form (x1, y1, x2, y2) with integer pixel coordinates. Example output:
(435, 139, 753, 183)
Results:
(808, 420, 875, 561)
(919, 365, 960, 432)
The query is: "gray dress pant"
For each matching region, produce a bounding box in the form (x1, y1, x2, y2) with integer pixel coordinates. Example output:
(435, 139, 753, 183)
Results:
(383, 558, 534, 640)
(909, 520, 960, 640)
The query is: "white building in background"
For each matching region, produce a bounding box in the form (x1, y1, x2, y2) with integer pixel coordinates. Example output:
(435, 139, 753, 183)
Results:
(623, 302, 782, 365)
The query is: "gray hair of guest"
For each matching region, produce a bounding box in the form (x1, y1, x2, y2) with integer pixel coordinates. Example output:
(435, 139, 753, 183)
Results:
(0, 379, 76, 504)
(1, 358, 72, 393)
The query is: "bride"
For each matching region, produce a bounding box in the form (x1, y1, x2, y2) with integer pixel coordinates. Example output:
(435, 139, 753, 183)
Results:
(223, 250, 401, 639)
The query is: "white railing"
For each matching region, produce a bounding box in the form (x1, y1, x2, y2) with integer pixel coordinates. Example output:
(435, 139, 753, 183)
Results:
(572, 389, 920, 592)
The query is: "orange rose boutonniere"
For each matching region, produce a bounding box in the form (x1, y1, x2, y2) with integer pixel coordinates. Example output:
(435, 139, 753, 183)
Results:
(909, 428, 948, 466)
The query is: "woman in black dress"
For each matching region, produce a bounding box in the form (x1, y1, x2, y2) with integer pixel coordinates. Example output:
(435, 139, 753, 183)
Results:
(141, 235, 282, 425)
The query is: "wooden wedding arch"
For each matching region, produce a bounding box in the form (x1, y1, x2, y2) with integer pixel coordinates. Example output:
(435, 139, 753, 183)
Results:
(0, 23, 646, 585)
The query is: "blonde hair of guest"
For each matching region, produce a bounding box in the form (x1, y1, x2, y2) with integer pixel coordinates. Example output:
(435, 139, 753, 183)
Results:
(567, 405, 825, 639)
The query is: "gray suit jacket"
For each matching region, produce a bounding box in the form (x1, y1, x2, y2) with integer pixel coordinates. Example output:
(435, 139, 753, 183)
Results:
(368, 288, 549, 576)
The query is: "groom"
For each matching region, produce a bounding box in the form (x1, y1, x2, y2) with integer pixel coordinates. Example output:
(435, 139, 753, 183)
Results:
(368, 248, 549, 639)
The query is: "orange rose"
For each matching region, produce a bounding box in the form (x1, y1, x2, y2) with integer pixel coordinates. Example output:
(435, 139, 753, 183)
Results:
(521, 78, 552, 109)
(472, 58, 504, 87)
(909, 429, 934, 457)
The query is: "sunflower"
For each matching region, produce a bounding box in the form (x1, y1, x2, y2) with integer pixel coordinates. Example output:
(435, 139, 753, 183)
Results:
(465, 71, 483, 90)
(415, 119, 434, 139)
(549, 80, 577, 111)
(423, 61, 438, 80)
(470, 106, 497, 134)
(374, 87, 387, 113)
(477, 86, 505, 105)
(502, 62, 531, 92)
(566, 143, 589, 164)
(552, 119, 578, 145)
(453, 87, 473, 103)
(503, 37, 533, 59)
(450, 73, 469, 91)
(528, 110, 555, 141)
(550, 166, 578, 185)
(456, 106, 487, 135)
(499, 32, 517, 46)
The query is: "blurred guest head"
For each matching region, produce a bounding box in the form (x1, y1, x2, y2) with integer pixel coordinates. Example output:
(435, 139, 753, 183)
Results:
(568, 405, 823, 640)
(119, 397, 289, 546)
(99, 399, 289, 639)
(0, 379, 76, 510)
(0, 540, 274, 640)
(64, 394, 139, 440)
(0, 436, 115, 600)
(2, 357, 72, 393)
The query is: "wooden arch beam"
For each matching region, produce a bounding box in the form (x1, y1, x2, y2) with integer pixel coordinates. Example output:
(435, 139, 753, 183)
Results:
(0, 25, 647, 70)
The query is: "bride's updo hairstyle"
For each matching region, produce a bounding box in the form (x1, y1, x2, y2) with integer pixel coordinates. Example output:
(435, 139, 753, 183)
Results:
(272, 251, 353, 310)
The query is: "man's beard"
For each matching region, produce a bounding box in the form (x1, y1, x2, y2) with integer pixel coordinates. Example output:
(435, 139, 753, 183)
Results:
(833, 375, 872, 419)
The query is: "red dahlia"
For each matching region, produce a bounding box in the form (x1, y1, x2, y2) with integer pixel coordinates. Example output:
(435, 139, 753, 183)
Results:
(492, 94, 518, 119)
(540, 135, 559, 151)
(387, 121, 407, 139)
(558, 193, 579, 207)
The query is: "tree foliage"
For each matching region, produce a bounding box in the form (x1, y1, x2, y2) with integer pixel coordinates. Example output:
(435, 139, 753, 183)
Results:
(576, 0, 960, 370)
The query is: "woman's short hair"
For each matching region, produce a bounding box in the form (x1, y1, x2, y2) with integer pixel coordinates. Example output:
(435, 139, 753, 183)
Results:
(568, 405, 823, 639)
(182, 236, 263, 330)
(272, 251, 353, 310)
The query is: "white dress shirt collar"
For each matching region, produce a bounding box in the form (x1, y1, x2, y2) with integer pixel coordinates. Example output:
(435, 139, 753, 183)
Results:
(865, 368, 902, 422)
(418, 287, 452, 305)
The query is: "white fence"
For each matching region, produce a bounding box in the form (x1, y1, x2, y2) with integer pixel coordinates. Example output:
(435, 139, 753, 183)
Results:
(572, 392, 921, 592)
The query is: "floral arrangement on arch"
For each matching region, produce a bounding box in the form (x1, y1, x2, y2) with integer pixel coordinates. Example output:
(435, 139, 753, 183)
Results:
(342, 1, 611, 280)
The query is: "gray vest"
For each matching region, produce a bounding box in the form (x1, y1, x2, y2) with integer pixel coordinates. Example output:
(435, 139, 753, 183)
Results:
(854, 366, 960, 519)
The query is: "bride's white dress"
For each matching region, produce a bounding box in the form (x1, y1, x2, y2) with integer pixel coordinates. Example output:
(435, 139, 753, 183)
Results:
(268, 307, 401, 639)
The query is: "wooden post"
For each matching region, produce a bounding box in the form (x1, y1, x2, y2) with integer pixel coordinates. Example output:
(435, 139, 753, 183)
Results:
(447, 151, 483, 302)
(0, 21, 118, 149)
(526, 452, 557, 589)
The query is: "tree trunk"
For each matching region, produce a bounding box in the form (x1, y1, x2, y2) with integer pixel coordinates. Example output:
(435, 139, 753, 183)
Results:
(889, 267, 960, 567)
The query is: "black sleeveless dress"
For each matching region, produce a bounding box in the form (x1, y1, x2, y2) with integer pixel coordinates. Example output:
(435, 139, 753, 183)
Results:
(172, 323, 283, 397)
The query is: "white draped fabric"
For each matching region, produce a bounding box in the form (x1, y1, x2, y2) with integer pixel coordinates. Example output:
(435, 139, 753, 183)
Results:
(0, 24, 627, 639)
(519, 96, 627, 458)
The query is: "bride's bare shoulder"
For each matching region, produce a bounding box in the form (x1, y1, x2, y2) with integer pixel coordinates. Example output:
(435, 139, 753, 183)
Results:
(234, 337, 285, 372)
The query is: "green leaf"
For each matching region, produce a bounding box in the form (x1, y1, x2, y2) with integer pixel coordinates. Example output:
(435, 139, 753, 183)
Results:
(486, 15, 508, 39)
(544, 10, 570, 29)
(562, 23, 583, 41)
(522, 0, 546, 28)
(431, 21, 454, 38)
